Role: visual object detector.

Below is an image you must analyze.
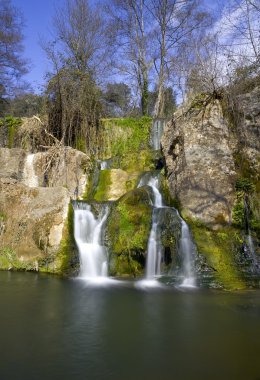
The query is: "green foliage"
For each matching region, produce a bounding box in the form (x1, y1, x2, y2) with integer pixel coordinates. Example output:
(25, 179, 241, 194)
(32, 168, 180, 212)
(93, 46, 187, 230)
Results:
(100, 117, 152, 159)
(235, 178, 255, 193)
(76, 136, 87, 153)
(232, 201, 245, 228)
(0, 116, 22, 148)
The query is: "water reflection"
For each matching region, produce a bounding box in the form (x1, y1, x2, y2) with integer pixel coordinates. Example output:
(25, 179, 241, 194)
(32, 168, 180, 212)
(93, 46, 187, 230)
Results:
(1, 272, 260, 380)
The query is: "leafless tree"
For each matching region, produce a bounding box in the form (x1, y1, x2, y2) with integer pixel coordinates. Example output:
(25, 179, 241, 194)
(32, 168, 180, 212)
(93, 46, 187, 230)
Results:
(43, 0, 105, 153)
(148, 0, 210, 116)
(107, 0, 152, 115)
(0, 0, 28, 97)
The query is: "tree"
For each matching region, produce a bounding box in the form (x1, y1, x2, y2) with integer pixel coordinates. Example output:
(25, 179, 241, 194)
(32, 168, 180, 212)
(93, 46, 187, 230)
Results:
(43, 0, 105, 152)
(148, 0, 209, 116)
(0, 0, 27, 97)
(101, 82, 132, 117)
(148, 86, 176, 116)
(6, 93, 45, 117)
(107, 0, 152, 116)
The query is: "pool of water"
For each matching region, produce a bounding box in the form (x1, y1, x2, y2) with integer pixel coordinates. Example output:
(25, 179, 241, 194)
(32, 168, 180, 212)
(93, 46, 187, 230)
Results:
(1, 272, 260, 380)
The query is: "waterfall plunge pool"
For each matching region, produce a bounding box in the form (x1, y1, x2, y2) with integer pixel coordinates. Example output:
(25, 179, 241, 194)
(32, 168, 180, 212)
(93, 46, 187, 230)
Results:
(1, 271, 260, 380)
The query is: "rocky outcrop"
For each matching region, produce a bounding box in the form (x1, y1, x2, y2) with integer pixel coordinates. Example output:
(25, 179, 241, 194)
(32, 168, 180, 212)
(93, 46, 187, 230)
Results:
(161, 92, 260, 289)
(162, 100, 237, 228)
(0, 148, 25, 181)
(0, 181, 70, 272)
(0, 146, 90, 273)
(0, 147, 90, 198)
(33, 147, 91, 198)
(236, 86, 260, 174)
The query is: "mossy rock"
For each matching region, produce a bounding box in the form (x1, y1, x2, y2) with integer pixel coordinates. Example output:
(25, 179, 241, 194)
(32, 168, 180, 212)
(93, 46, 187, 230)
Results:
(187, 218, 246, 290)
(156, 207, 182, 272)
(38, 202, 79, 276)
(98, 117, 152, 160)
(93, 169, 141, 202)
(107, 187, 153, 277)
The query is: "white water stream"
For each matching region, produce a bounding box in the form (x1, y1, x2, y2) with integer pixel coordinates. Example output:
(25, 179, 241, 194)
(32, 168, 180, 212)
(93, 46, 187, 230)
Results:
(151, 119, 165, 150)
(74, 203, 109, 279)
(138, 175, 163, 279)
(23, 154, 39, 187)
(179, 219, 196, 288)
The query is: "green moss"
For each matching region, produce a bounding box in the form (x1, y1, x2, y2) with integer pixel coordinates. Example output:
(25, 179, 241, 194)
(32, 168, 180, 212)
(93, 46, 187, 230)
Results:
(0, 247, 36, 271)
(93, 169, 112, 202)
(76, 136, 86, 153)
(232, 200, 245, 228)
(108, 188, 152, 277)
(190, 93, 209, 110)
(120, 150, 156, 172)
(2, 116, 22, 148)
(42, 202, 78, 276)
(99, 117, 152, 159)
(160, 177, 181, 208)
(188, 219, 245, 290)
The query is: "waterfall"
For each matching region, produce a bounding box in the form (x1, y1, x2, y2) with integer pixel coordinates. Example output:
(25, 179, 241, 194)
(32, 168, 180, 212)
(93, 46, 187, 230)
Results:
(146, 209, 162, 278)
(74, 203, 109, 279)
(139, 174, 163, 279)
(100, 160, 108, 170)
(179, 218, 196, 287)
(23, 154, 39, 188)
(151, 119, 165, 150)
(244, 199, 258, 272)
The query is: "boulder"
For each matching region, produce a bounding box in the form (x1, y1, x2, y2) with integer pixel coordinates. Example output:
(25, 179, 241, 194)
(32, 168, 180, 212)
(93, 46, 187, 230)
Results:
(0, 182, 71, 272)
(162, 100, 237, 228)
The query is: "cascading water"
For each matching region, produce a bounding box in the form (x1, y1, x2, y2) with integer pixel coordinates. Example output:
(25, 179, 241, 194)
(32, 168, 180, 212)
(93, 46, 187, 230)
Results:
(151, 119, 165, 150)
(139, 174, 163, 279)
(23, 154, 39, 187)
(100, 160, 108, 170)
(74, 202, 109, 279)
(244, 199, 258, 272)
(179, 218, 196, 287)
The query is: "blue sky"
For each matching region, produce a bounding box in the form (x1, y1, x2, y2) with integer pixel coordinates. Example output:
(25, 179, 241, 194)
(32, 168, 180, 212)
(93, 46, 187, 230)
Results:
(12, 0, 225, 94)
(12, 0, 63, 92)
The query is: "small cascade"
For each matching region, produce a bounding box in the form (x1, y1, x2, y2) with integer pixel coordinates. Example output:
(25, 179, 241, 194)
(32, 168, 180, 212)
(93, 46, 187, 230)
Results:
(151, 119, 165, 150)
(23, 154, 39, 188)
(74, 202, 109, 279)
(139, 174, 163, 279)
(179, 218, 196, 287)
(244, 199, 258, 272)
(100, 160, 108, 170)
(146, 209, 163, 278)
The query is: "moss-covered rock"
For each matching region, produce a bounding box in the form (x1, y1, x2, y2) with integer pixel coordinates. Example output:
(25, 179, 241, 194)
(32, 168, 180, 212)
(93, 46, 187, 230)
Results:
(187, 218, 246, 290)
(107, 187, 153, 277)
(93, 169, 141, 202)
(98, 117, 152, 160)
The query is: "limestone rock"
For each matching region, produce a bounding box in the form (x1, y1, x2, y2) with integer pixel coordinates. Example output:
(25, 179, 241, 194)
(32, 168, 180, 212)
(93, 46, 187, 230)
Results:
(162, 100, 237, 228)
(0, 182, 70, 271)
(0, 148, 25, 180)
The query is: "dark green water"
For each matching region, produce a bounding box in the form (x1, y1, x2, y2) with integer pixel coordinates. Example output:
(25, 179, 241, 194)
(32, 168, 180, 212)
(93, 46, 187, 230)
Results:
(1, 272, 260, 380)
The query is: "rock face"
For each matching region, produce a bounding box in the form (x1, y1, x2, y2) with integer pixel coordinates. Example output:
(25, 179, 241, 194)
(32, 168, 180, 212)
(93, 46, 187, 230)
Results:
(0, 146, 90, 273)
(33, 147, 90, 198)
(0, 148, 25, 181)
(236, 86, 260, 174)
(0, 181, 70, 271)
(162, 100, 237, 228)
